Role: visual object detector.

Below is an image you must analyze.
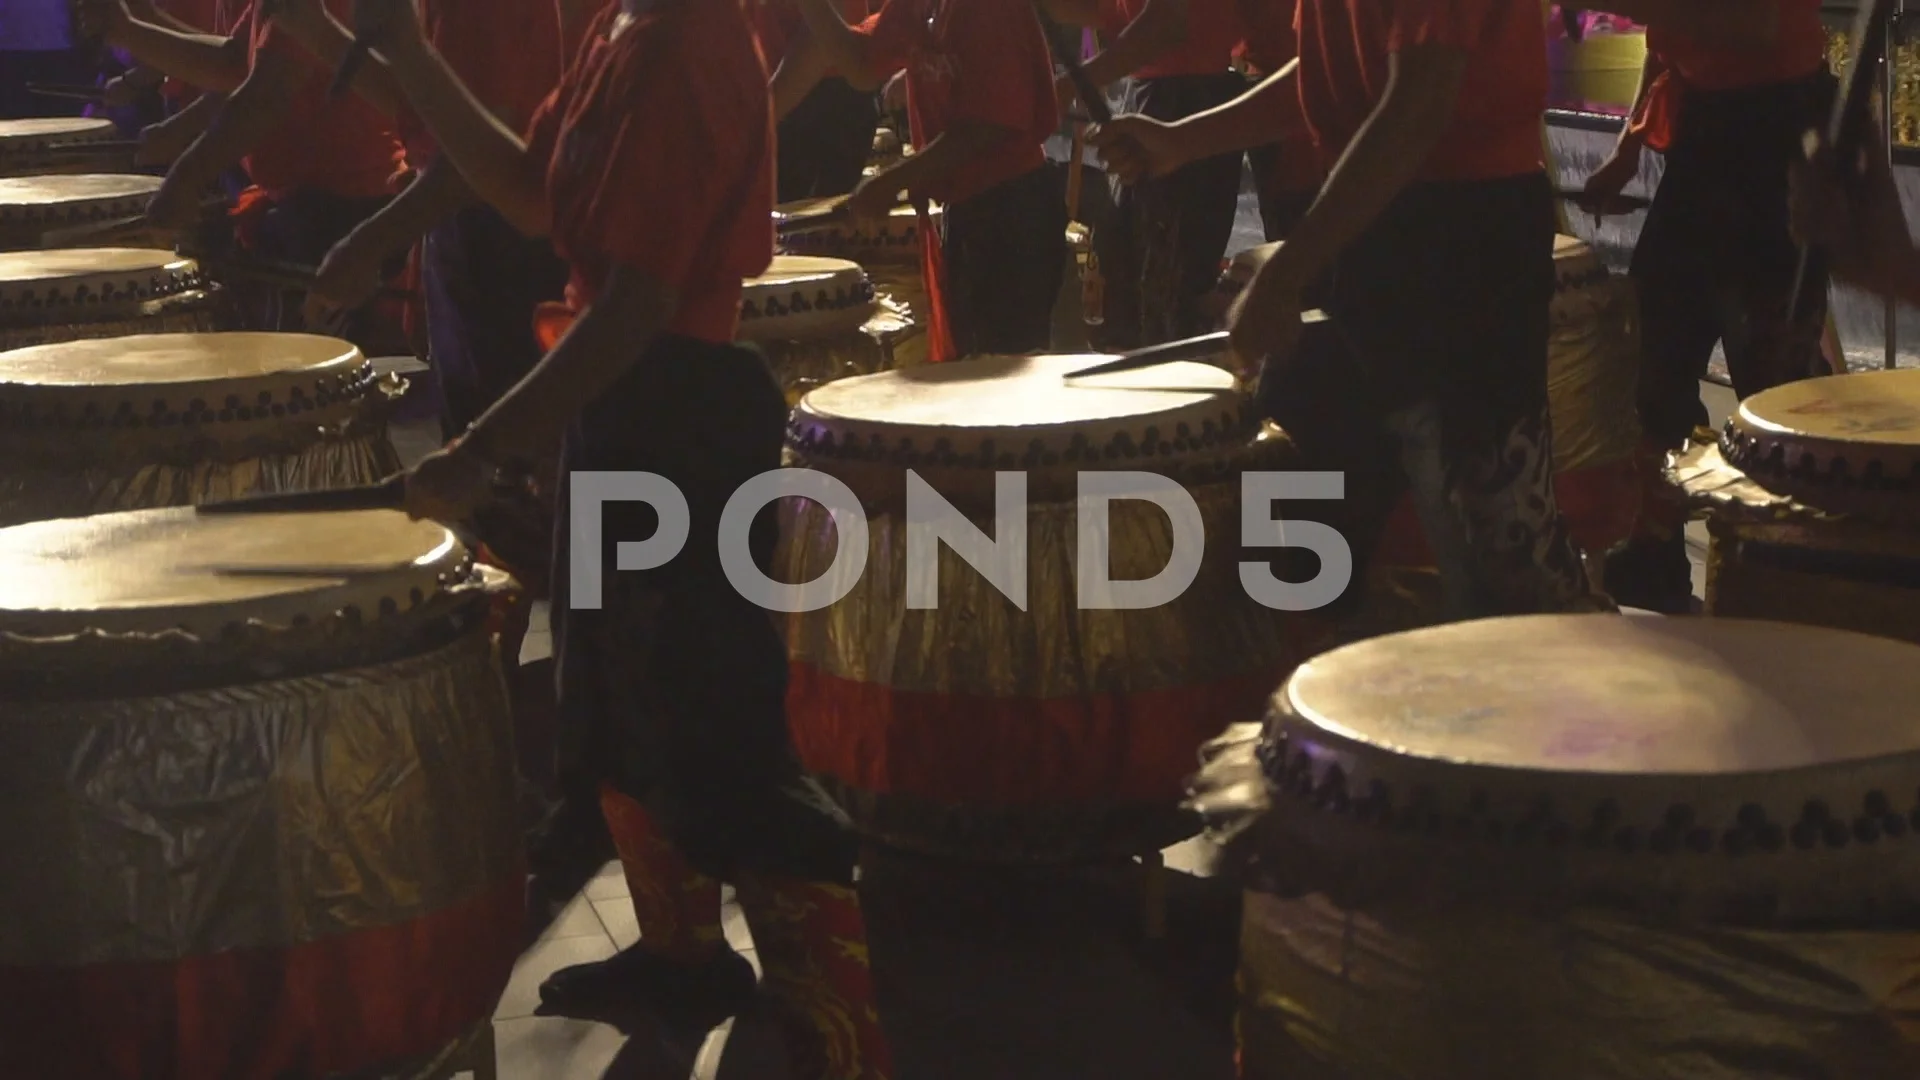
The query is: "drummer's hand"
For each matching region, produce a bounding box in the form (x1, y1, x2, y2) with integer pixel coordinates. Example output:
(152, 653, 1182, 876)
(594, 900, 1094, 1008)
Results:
(881, 70, 908, 115)
(1088, 115, 1184, 185)
(1054, 72, 1077, 120)
(1227, 249, 1304, 380)
(305, 231, 385, 327)
(846, 174, 899, 225)
(100, 73, 142, 108)
(142, 175, 200, 232)
(405, 444, 494, 524)
(1576, 142, 1639, 217)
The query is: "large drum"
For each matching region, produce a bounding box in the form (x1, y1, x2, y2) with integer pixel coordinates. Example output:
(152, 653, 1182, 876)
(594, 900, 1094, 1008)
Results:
(778, 354, 1327, 861)
(1191, 614, 1920, 1079)
(1672, 368, 1920, 643)
(740, 254, 904, 404)
(0, 331, 402, 526)
(0, 118, 131, 178)
(778, 197, 937, 368)
(1373, 234, 1642, 570)
(0, 248, 225, 351)
(0, 174, 164, 251)
(0, 507, 519, 1080)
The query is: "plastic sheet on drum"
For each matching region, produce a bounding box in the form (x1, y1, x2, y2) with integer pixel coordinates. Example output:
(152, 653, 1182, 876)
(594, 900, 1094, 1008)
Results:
(1239, 889, 1920, 1080)
(1548, 277, 1641, 475)
(0, 426, 401, 528)
(0, 631, 519, 966)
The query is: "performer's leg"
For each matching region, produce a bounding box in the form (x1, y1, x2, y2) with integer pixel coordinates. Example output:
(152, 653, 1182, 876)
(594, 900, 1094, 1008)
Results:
(1603, 159, 1721, 613)
(943, 166, 1069, 357)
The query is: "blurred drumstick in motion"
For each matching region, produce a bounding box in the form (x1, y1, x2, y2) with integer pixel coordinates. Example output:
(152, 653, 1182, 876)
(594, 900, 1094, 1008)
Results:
(1063, 315, 1330, 380)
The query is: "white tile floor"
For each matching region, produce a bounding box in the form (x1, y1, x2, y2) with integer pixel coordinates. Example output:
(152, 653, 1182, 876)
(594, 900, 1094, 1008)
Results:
(440, 862, 761, 1080)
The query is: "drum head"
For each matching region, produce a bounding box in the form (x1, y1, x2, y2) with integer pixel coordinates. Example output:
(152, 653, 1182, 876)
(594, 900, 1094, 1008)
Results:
(1288, 615, 1920, 776)
(1723, 369, 1920, 522)
(0, 118, 115, 143)
(1257, 614, 1920, 922)
(0, 331, 356, 387)
(740, 255, 875, 342)
(0, 507, 465, 640)
(0, 248, 200, 306)
(0, 173, 159, 208)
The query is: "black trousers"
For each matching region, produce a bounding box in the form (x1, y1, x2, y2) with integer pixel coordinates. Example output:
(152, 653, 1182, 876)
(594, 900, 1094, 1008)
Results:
(1095, 72, 1248, 347)
(1259, 173, 1589, 619)
(943, 164, 1068, 356)
(421, 204, 569, 439)
(550, 335, 857, 885)
(776, 77, 877, 203)
(1631, 69, 1836, 445)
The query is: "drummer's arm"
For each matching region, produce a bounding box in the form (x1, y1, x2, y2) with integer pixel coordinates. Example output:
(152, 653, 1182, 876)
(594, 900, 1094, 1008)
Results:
(464, 266, 675, 461)
(156, 57, 302, 202)
(862, 123, 1008, 202)
(1255, 44, 1464, 291)
(772, 32, 835, 122)
(136, 89, 224, 165)
(101, 18, 249, 92)
(793, 0, 889, 91)
(356, 6, 551, 237)
(260, 1, 408, 119)
(336, 158, 477, 262)
(1163, 60, 1298, 156)
(1073, 0, 1191, 92)
(1791, 119, 1920, 306)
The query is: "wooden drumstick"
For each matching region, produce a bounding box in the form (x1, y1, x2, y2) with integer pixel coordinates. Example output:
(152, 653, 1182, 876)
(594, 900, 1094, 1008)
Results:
(1063, 316, 1330, 379)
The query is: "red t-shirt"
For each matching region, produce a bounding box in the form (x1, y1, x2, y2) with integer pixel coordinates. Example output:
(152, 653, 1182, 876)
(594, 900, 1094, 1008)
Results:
(1295, 0, 1546, 183)
(399, 0, 577, 166)
(855, 0, 1056, 205)
(1648, 0, 1825, 92)
(525, 0, 775, 344)
(749, 0, 870, 68)
(1098, 0, 1244, 79)
(244, 2, 405, 199)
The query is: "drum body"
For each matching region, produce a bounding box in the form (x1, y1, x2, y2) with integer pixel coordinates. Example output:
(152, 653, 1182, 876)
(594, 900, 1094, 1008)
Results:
(0, 508, 520, 1080)
(741, 254, 900, 405)
(0, 119, 131, 179)
(1373, 235, 1642, 567)
(0, 174, 164, 251)
(0, 248, 227, 351)
(778, 355, 1329, 861)
(0, 332, 402, 526)
(778, 199, 937, 369)
(1671, 372, 1920, 644)
(1192, 615, 1920, 1079)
